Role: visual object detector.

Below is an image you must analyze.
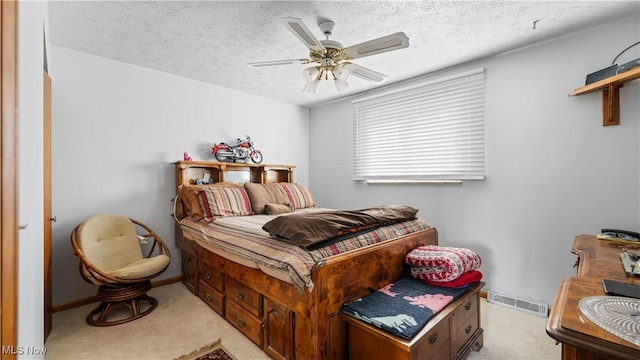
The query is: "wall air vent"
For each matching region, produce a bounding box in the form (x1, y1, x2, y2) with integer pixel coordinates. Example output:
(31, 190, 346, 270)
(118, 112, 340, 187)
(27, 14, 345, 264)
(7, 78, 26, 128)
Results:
(487, 290, 549, 317)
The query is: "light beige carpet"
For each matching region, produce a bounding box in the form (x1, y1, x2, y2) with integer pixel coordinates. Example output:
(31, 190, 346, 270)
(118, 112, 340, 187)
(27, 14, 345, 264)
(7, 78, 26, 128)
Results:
(45, 282, 560, 360)
(45, 283, 269, 360)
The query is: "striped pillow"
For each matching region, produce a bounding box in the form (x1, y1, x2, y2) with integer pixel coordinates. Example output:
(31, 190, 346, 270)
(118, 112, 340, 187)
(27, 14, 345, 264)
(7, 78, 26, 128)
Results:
(279, 183, 316, 210)
(197, 186, 253, 221)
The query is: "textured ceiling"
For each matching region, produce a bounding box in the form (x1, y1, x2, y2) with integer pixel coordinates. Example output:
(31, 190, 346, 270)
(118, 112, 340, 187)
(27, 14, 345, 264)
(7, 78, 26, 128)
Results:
(48, 1, 640, 108)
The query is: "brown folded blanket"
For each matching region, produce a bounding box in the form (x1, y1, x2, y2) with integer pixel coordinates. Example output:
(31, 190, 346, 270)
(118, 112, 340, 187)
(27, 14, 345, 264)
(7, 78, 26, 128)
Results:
(262, 205, 418, 248)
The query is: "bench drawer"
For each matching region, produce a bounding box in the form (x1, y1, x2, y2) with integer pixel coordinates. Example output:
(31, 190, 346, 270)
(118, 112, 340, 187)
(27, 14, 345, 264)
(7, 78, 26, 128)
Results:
(412, 315, 451, 360)
(452, 292, 478, 329)
(454, 313, 479, 355)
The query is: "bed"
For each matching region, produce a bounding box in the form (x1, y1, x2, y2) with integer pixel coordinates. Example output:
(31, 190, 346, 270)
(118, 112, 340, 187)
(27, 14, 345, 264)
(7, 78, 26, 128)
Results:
(172, 161, 440, 360)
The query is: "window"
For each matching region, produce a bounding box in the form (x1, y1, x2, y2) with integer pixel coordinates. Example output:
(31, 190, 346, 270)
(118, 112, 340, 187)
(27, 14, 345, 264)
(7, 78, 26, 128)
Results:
(352, 68, 485, 183)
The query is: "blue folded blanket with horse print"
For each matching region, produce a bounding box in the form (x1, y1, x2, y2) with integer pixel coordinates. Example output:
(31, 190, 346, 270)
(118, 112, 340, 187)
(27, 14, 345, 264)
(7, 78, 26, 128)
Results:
(342, 277, 476, 339)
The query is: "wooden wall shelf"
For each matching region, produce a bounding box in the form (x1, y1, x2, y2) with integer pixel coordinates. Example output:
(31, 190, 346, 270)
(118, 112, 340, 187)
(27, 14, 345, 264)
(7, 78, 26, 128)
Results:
(569, 66, 640, 126)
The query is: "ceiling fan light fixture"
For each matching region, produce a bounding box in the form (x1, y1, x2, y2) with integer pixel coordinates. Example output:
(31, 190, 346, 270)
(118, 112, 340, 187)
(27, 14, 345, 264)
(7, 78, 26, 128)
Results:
(304, 78, 321, 93)
(333, 64, 349, 81)
(302, 67, 320, 81)
(334, 79, 349, 92)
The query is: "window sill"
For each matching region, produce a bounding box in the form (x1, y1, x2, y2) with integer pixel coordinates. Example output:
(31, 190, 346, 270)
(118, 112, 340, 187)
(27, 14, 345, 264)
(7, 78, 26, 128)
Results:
(363, 179, 463, 185)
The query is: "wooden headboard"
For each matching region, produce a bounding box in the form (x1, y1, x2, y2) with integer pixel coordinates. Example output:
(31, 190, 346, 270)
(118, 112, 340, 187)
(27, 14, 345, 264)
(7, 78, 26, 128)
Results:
(173, 160, 295, 188)
(172, 161, 296, 220)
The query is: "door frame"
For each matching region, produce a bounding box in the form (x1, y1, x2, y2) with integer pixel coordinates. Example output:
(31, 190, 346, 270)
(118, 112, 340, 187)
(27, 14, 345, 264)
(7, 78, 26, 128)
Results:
(43, 71, 52, 340)
(1, 1, 19, 358)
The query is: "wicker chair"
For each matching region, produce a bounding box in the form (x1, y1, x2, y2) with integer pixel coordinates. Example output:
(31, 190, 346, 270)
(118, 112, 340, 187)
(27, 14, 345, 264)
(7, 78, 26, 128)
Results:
(70, 214, 171, 326)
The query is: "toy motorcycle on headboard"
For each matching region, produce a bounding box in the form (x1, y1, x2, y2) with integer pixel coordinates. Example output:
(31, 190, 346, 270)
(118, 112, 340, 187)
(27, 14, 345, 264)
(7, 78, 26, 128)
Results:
(212, 135, 263, 164)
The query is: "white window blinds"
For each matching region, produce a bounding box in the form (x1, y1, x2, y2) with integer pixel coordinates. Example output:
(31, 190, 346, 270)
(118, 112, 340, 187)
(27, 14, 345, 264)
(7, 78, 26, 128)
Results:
(352, 68, 485, 182)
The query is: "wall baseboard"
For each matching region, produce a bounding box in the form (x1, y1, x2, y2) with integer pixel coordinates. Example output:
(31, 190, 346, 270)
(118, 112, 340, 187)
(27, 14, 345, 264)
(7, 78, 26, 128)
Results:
(52, 276, 183, 313)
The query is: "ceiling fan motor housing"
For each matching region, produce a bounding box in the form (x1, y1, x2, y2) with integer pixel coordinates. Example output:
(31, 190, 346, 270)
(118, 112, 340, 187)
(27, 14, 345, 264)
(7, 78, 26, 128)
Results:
(319, 19, 335, 36)
(320, 39, 343, 50)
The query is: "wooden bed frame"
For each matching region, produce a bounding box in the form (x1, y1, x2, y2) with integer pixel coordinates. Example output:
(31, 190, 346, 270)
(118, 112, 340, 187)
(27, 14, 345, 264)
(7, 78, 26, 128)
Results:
(173, 161, 440, 360)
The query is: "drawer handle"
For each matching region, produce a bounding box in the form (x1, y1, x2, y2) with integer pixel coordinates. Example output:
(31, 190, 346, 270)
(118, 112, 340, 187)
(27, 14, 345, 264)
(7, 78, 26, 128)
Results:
(236, 291, 245, 300)
(465, 325, 473, 334)
(464, 302, 472, 311)
(205, 271, 212, 280)
(236, 317, 246, 328)
(428, 332, 438, 344)
(205, 293, 216, 304)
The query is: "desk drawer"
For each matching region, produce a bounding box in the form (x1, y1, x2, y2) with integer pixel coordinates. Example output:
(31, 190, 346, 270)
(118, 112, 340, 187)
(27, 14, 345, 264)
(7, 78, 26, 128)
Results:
(226, 299, 263, 346)
(227, 277, 261, 317)
(198, 280, 224, 315)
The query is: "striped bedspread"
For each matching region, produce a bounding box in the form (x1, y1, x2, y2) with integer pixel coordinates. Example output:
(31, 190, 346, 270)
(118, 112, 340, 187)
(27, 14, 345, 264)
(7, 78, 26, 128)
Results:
(179, 208, 431, 292)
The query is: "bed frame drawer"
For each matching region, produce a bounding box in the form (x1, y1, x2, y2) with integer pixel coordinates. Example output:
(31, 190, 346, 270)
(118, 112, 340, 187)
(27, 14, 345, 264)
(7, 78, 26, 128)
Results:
(199, 262, 224, 292)
(198, 280, 224, 315)
(227, 276, 262, 317)
(226, 299, 263, 346)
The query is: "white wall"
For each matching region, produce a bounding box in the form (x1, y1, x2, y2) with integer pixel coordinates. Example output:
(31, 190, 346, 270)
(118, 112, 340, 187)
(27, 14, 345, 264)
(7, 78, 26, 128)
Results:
(18, 0, 48, 357)
(309, 15, 640, 306)
(49, 46, 309, 304)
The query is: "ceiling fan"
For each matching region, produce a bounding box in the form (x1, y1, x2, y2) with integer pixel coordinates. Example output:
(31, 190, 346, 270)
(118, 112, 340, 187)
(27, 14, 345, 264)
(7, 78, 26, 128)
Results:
(248, 17, 409, 93)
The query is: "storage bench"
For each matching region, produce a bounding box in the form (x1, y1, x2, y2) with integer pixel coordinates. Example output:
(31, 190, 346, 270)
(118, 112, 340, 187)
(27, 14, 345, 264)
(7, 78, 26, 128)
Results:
(344, 281, 484, 360)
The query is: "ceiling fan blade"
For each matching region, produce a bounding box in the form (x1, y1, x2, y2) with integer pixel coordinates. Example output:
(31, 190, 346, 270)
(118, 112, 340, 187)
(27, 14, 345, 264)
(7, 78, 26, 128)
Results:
(281, 17, 325, 51)
(344, 63, 388, 82)
(343, 32, 409, 60)
(247, 59, 308, 67)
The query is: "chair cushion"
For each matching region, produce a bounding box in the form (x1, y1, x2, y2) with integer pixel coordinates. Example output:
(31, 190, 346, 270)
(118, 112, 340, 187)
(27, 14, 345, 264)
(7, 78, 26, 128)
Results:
(77, 214, 143, 271)
(107, 254, 170, 280)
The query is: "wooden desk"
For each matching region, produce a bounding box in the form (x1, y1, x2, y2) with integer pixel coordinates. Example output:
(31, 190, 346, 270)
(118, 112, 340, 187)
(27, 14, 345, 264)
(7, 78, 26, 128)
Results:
(546, 235, 640, 360)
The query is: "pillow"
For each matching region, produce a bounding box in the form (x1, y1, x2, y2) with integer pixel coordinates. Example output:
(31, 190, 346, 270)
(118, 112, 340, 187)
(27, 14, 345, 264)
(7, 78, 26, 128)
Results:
(405, 246, 482, 282)
(178, 183, 244, 220)
(197, 186, 254, 221)
(244, 182, 290, 214)
(264, 203, 293, 215)
(178, 185, 208, 220)
(279, 183, 316, 210)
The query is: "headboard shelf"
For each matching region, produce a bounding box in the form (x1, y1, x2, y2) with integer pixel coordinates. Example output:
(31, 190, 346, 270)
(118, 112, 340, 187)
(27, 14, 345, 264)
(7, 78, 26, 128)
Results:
(173, 160, 295, 187)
